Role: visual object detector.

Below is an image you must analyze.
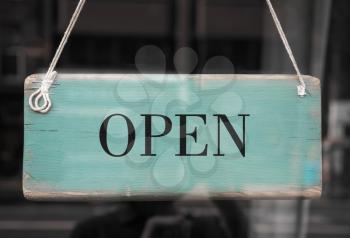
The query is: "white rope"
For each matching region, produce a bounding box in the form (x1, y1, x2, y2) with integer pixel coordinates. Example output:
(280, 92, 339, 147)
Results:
(29, 0, 307, 114)
(29, 0, 86, 113)
(265, 0, 307, 97)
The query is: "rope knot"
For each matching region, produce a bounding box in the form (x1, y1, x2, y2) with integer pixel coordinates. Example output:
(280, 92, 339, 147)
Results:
(296, 75, 307, 97)
(297, 85, 306, 97)
(28, 71, 57, 114)
(41, 74, 56, 93)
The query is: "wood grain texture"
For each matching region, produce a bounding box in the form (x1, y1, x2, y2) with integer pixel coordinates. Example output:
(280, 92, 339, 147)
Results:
(23, 74, 322, 200)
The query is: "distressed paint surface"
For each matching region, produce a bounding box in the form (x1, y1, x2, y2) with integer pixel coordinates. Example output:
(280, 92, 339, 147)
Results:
(23, 74, 322, 200)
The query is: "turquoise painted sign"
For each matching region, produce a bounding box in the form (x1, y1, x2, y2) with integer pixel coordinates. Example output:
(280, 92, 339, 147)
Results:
(23, 74, 322, 200)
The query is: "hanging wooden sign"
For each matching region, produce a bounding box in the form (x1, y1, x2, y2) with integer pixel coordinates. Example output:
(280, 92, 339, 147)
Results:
(23, 74, 322, 200)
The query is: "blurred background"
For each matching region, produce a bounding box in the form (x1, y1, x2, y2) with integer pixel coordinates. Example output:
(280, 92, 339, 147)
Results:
(1, 0, 350, 237)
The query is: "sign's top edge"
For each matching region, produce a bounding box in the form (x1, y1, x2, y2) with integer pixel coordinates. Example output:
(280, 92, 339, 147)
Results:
(25, 73, 320, 84)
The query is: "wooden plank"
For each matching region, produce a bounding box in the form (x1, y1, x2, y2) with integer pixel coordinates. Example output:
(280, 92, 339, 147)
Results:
(23, 74, 322, 200)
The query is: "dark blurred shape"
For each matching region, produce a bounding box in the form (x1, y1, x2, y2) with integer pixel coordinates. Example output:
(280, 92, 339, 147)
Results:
(323, 0, 350, 198)
(70, 201, 247, 238)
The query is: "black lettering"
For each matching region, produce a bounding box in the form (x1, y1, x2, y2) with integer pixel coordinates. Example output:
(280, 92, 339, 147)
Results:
(99, 114, 135, 157)
(141, 114, 172, 156)
(213, 114, 249, 157)
(175, 114, 208, 156)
